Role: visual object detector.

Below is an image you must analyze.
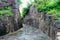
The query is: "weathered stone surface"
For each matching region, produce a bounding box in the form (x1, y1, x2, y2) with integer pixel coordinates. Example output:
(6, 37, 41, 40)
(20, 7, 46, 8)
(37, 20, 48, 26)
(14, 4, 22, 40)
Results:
(0, 19, 7, 36)
(23, 6, 55, 40)
(0, 0, 20, 35)
(0, 24, 50, 40)
(55, 22, 60, 28)
(23, 6, 40, 28)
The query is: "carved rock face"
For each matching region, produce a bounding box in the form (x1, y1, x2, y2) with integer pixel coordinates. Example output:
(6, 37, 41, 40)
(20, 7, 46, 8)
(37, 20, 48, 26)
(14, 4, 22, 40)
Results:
(0, 0, 20, 34)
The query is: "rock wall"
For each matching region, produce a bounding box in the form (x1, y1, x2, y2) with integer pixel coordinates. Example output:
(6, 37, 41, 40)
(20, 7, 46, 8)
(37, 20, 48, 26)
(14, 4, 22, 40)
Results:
(23, 6, 56, 40)
(0, 0, 20, 36)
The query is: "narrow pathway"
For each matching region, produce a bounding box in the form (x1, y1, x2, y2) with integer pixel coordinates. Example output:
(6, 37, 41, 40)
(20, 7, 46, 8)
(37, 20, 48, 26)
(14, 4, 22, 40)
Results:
(0, 24, 50, 40)
(56, 32, 60, 40)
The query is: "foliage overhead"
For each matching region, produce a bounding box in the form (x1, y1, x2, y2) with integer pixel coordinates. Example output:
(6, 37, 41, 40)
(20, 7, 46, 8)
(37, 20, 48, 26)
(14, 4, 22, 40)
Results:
(20, 4, 31, 18)
(35, 0, 60, 21)
(17, 0, 34, 18)
(17, 0, 22, 5)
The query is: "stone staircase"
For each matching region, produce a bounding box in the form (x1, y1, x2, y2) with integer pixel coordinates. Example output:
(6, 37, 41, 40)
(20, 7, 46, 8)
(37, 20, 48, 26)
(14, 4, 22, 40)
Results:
(56, 32, 60, 40)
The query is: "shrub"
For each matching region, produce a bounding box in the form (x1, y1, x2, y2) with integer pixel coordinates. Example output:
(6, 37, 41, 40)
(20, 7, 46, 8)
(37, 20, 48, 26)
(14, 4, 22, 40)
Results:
(35, 0, 60, 21)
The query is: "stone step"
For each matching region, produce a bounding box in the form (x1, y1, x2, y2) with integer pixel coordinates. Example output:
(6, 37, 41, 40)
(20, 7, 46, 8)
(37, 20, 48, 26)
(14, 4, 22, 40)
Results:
(56, 32, 60, 40)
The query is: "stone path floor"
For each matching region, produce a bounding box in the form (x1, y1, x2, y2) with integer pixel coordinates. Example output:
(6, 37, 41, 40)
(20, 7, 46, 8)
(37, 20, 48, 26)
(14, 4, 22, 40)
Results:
(0, 24, 50, 40)
(56, 32, 60, 40)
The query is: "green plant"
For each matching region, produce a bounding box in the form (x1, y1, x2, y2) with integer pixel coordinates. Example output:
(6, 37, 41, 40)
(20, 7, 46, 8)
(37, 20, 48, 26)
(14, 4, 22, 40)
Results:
(20, 3, 31, 18)
(20, 7, 29, 18)
(0, 7, 13, 17)
(17, 0, 22, 5)
(35, 0, 60, 21)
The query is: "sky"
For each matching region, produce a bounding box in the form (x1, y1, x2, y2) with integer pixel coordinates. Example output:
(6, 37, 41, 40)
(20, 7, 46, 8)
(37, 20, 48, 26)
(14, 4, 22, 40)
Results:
(19, 0, 34, 13)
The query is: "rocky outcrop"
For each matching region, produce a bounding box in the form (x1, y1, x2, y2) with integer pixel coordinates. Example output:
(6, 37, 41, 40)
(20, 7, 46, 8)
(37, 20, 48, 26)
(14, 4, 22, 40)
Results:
(23, 6, 56, 40)
(0, 0, 20, 35)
